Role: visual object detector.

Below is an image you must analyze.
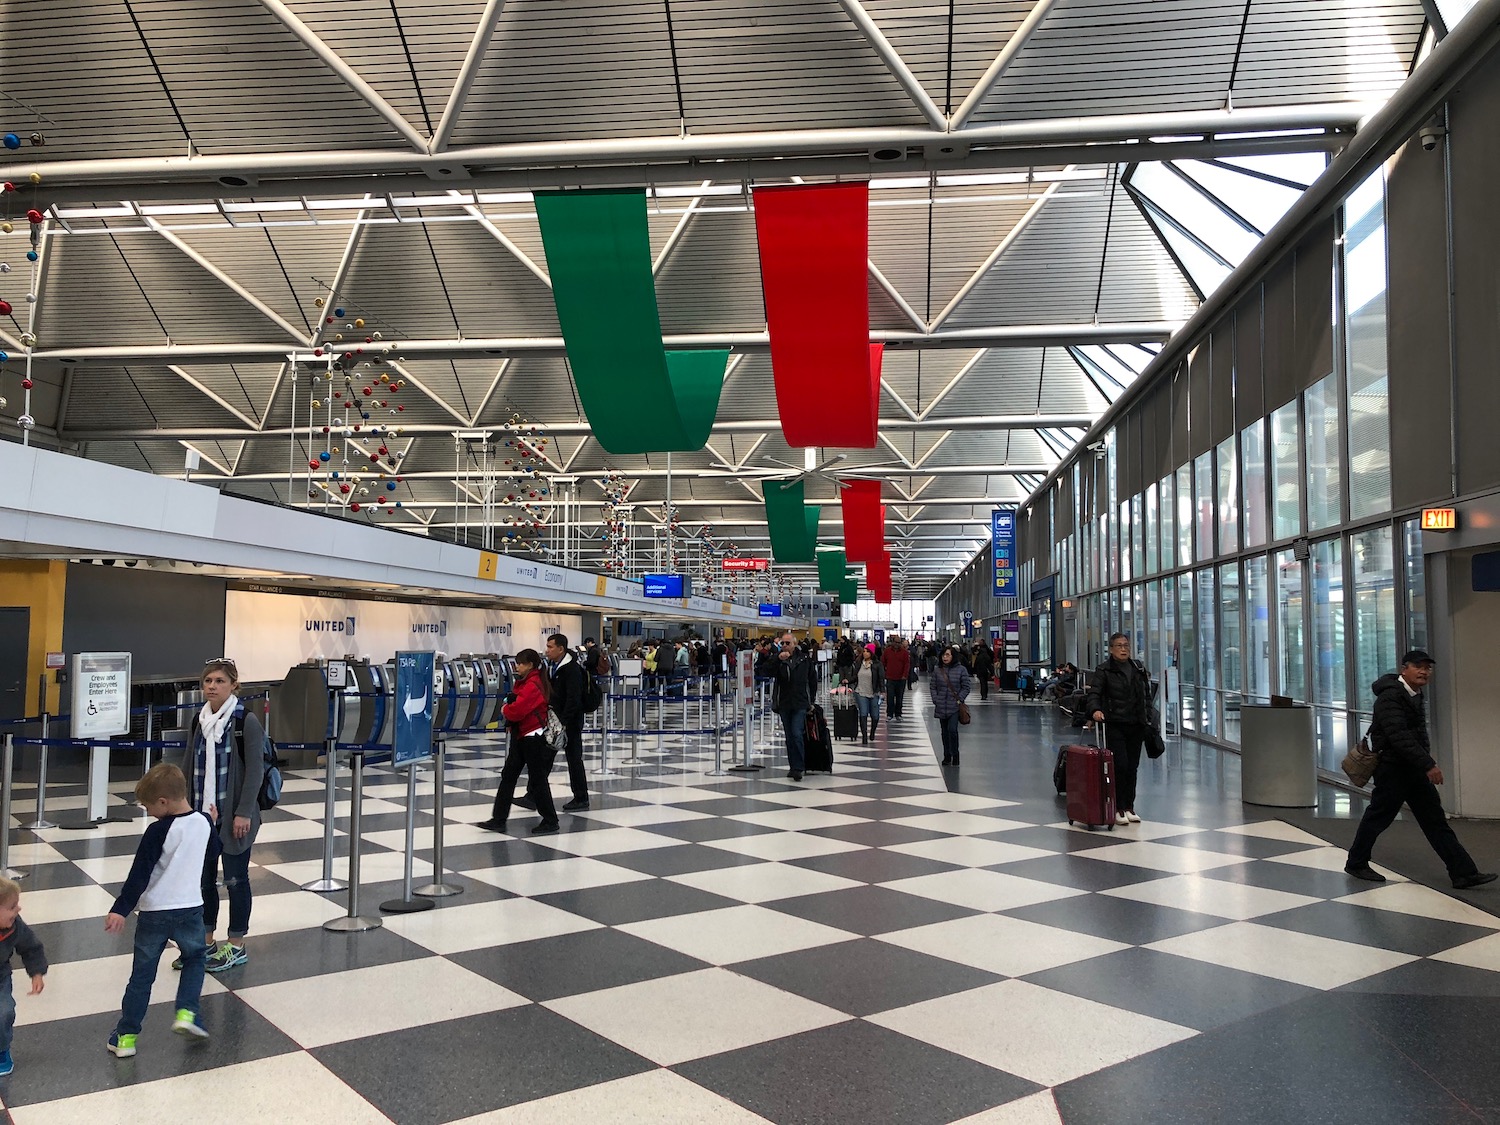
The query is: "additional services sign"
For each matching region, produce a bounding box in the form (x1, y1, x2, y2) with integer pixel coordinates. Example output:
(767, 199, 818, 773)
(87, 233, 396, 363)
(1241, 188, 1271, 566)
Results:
(643, 573, 689, 598)
(392, 651, 436, 767)
(722, 558, 770, 571)
(71, 652, 132, 739)
(758, 603, 783, 617)
(992, 509, 1017, 597)
(815, 618, 832, 627)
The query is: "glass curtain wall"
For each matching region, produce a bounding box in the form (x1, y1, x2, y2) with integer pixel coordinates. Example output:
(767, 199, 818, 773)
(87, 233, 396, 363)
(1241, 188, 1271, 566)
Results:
(1245, 555, 1272, 705)
(1241, 419, 1268, 548)
(1311, 538, 1348, 770)
(1305, 374, 1344, 532)
(1219, 562, 1243, 743)
(1344, 170, 1393, 520)
(1351, 526, 1397, 728)
(1272, 402, 1302, 541)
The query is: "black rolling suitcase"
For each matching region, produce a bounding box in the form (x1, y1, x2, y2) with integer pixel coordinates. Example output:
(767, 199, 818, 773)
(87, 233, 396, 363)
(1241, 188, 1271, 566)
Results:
(804, 704, 834, 772)
(830, 688, 859, 741)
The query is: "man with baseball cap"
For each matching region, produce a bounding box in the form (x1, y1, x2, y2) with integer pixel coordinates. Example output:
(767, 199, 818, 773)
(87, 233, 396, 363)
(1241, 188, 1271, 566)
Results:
(1346, 650, 1496, 889)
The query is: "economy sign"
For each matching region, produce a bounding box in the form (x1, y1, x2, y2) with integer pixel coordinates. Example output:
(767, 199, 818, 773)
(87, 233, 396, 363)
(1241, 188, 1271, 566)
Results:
(992, 509, 1017, 598)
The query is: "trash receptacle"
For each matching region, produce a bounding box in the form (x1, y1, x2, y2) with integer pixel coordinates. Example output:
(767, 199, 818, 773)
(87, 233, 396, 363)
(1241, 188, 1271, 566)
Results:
(1239, 703, 1317, 807)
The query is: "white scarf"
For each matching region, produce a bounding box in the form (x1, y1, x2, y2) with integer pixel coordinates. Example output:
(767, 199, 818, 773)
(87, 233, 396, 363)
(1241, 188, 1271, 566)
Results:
(198, 695, 239, 810)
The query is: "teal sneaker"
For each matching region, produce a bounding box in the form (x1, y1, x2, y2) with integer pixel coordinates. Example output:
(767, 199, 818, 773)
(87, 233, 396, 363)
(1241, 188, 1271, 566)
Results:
(107, 1032, 137, 1058)
(171, 1009, 210, 1041)
(205, 942, 247, 973)
(0, 1048, 13, 1075)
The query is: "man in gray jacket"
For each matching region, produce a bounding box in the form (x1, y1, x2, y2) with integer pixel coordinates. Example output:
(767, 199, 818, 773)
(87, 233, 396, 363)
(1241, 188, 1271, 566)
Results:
(1346, 650, 1495, 889)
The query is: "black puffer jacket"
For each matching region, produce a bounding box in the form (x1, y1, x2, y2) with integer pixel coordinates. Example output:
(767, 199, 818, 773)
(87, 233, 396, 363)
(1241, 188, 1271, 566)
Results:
(1084, 658, 1151, 727)
(1369, 673, 1436, 772)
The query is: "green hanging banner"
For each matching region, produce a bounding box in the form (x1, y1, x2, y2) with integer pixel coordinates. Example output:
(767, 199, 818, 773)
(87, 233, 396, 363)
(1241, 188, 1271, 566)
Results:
(817, 549, 848, 593)
(764, 479, 820, 564)
(534, 189, 727, 454)
(840, 578, 860, 605)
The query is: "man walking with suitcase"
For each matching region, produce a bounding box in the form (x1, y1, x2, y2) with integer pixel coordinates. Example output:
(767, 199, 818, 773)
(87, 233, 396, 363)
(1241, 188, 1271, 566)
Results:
(773, 632, 817, 781)
(1345, 651, 1496, 888)
(1087, 633, 1152, 827)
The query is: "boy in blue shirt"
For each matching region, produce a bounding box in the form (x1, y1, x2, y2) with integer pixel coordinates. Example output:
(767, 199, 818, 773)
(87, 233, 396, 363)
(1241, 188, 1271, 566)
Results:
(0, 876, 47, 1076)
(104, 763, 220, 1057)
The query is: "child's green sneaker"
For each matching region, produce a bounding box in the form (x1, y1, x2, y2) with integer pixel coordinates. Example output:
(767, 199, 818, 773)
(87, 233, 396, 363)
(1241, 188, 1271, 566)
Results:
(107, 1032, 137, 1058)
(171, 1009, 210, 1041)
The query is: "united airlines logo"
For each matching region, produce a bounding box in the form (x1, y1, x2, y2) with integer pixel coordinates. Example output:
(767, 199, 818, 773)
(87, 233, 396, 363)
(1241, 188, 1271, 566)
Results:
(305, 617, 357, 637)
(412, 621, 448, 636)
(486, 624, 512, 637)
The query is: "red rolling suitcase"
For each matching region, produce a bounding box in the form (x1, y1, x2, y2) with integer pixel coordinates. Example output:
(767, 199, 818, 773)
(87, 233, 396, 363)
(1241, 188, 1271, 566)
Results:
(1065, 726, 1116, 830)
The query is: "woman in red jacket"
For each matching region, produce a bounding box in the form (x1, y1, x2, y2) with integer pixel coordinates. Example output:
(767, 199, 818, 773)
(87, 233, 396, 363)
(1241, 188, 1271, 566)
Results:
(478, 649, 559, 835)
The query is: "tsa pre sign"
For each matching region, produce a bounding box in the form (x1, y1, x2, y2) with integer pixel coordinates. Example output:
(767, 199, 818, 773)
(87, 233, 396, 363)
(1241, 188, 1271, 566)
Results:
(992, 509, 1017, 597)
(393, 651, 436, 767)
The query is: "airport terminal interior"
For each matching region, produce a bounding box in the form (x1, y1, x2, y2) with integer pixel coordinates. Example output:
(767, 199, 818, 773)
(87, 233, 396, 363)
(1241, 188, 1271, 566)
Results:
(5, 0, 1500, 1121)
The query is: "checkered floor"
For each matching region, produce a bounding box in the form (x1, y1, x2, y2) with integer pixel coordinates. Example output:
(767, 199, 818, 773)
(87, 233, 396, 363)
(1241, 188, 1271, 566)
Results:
(3, 687, 1500, 1124)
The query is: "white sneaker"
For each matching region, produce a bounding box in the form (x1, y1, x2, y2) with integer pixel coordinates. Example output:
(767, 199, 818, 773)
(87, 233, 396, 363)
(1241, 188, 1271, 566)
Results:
(1125, 811, 1142, 823)
(1114, 813, 1129, 826)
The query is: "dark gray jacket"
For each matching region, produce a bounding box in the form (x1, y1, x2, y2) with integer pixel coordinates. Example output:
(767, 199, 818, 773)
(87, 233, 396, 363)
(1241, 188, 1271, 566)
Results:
(1370, 673, 1437, 772)
(174, 706, 265, 857)
(931, 663, 971, 719)
(0, 916, 46, 980)
(772, 648, 817, 715)
(1085, 658, 1152, 727)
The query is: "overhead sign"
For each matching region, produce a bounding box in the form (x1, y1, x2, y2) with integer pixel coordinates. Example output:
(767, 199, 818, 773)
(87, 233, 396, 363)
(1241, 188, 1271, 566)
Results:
(393, 650, 436, 767)
(992, 509, 1017, 597)
(758, 603, 783, 617)
(643, 573, 689, 598)
(815, 618, 832, 627)
(722, 558, 770, 571)
(71, 652, 131, 740)
(1422, 507, 1458, 531)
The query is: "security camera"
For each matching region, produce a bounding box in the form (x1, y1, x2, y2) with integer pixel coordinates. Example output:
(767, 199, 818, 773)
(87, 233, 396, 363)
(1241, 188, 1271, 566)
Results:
(1419, 113, 1447, 152)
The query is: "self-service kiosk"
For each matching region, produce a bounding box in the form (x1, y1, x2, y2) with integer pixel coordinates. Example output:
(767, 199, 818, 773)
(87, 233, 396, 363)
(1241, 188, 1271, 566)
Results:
(472, 655, 503, 727)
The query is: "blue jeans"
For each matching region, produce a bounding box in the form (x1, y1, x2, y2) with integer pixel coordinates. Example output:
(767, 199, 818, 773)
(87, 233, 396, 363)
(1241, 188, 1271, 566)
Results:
(116, 906, 207, 1037)
(782, 708, 807, 773)
(855, 694, 881, 739)
(203, 847, 252, 940)
(0, 971, 14, 1052)
(939, 713, 961, 760)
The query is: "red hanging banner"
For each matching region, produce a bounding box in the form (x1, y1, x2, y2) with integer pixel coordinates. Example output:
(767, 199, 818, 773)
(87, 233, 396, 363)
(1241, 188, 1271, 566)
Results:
(866, 550, 894, 605)
(840, 479, 885, 564)
(753, 183, 880, 449)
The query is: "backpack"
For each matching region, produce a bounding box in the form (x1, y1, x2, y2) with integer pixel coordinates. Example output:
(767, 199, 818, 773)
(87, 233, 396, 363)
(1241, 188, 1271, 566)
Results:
(579, 653, 604, 714)
(231, 709, 284, 812)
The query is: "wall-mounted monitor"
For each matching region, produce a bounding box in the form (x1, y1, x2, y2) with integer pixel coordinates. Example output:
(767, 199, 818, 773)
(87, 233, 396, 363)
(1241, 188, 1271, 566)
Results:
(643, 574, 689, 598)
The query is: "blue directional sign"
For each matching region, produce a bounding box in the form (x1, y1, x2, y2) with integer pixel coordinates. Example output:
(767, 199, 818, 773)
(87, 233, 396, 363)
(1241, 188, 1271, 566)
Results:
(393, 650, 435, 767)
(992, 509, 1017, 597)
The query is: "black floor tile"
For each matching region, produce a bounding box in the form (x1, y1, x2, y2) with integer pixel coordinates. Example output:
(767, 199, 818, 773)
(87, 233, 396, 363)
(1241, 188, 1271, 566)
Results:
(1053, 991, 1478, 1125)
(670, 797, 796, 818)
(1256, 899, 1496, 957)
(0, 993, 299, 1108)
(46, 834, 145, 860)
(12, 861, 99, 892)
(315, 1005, 654, 1125)
(1024, 947, 1317, 1031)
(211, 924, 434, 988)
(437, 838, 569, 871)
(985, 825, 1126, 854)
(784, 847, 959, 884)
(1201, 857, 1374, 899)
(806, 821, 951, 848)
(534, 879, 740, 926)
(1162, 832, 1325, 860)
(1003, 893, 1225, 946)
(677, 1019, 1041, 1125)
(253, 837, 358, 866)
(991, 853, 1176, 893)
(596, 844, 767, 878)
(766, 884, 979, 936)
(630, 817, 781, 844)
(451, 927, 709, 1002)
(1340, 957, 1500, 997)
(733, 937, 1003, 1017)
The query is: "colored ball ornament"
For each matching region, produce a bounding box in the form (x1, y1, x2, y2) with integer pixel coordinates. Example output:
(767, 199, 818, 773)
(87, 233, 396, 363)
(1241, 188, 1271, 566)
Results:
(0, 184, 9, 194)
(25, 210, 42, 225)
(315, 297, 325, 308)
(19, 333, 36, 347)
(0, 264, 7, 273)
(23, 251, 35, 262)
(334, 307, 346, 318)
(21, 378, 33, 389)
(313, 348, 324, 357)
(1, 134, 18, 150)
(350, 502, 361, 512)
(386, 481, 396, 491)
(309, 460, 320, 470)
(0, 224, 10, 235)
(0, 301, 10, 316)
(319, 451, 331, 462)
(28, 173, 39, 185)
(339, 484, 351, 494)
(354, 318, 364, 328)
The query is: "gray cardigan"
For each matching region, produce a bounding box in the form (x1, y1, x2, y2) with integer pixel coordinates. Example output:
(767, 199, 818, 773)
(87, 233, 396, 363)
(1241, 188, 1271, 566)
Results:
(173, 706, 266, 856)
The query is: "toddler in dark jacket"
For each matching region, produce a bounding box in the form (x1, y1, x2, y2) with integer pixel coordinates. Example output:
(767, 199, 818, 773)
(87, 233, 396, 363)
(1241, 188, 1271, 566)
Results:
(0, 875, 49, 1075)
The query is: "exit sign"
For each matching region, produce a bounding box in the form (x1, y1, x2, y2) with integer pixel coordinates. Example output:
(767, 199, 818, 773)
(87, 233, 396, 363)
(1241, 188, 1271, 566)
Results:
(1422, 508, 1458, 531)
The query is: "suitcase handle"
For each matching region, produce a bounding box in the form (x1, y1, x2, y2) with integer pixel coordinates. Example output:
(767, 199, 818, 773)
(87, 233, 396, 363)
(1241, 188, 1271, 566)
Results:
(1093, 721, 1106, 748)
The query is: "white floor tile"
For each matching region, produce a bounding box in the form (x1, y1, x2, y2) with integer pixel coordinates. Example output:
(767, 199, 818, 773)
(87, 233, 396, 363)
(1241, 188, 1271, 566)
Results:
(464, 857, 653, 896)
(885, 836, 1055, 869)
(8, 1052, 390, 1125)
(524, 826, 689, 857)
(868, 979, 1195, 1086)
(1102, 874, 1321, 920)
(1431, 931, 1500, 972)
(1052, 820, 1209, 843)
(263, 850, 432, 887)
(243, 889, 349, 936)
(253, 817, 345, 845)
(950, 1091, 1064, 1125)
(619, 903, 858, 964)
(667, 861, 863, 904)
(1147, 921, 1417, 988)
(1339, 881, 1500, 929)
(0, 841, 69, 867)
(70, 853, 139, 885)
(18, 950, 228, 1027)
(382, 897, 599, 954)
(17, 884, 118, 926)
(1217, 821, 1330, 846)
(572, 804, 713, 828)
(236, 958, 527, 1048)
(362, 821, 501, 852)
(544, 967, 848, 1066)
(887, 811, 1036, 836)
(879, 913, 1128, 977)
(879, 869, 1086, 912)
(886, 793, 1021, 812)
(740, 788, 873, 809)
(454, 1068, 775, 1124)
(280, 797, 409, 820)
(1071, 840, 1249, 875)
(614, 786, 738, 805)
(727, 808, 869, 831)
(1267, 846, 1406, 881)
(700, 833, 869, 863)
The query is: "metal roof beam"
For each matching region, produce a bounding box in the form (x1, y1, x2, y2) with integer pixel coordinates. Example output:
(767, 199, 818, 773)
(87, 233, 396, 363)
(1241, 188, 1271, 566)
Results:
(835, 0, 946, 129)
(950, 0, 1063, 130)
(103, 462, 1054, 479)
(32, 322, 1177, 364)
(430, 0, 508, 154)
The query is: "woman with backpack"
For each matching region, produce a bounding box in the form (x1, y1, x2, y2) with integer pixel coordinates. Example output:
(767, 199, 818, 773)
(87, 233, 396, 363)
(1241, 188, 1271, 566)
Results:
(478, 649, 559, 836)
(172, 657, 265, 975)
(931, 645, 972, 768)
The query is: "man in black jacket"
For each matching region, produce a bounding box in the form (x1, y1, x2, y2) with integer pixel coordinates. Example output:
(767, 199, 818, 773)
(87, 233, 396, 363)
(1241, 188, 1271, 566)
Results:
(1087, 633, 1152, 826)
(544, 633, 590, 811)
(971, 643, 994, 701)
(1346, 651, 1495, 888)
(772, 632, 817, 781)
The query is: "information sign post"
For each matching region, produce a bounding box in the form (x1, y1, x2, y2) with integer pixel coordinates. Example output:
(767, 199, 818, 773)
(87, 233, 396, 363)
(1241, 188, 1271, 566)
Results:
(992, 509, 1017, 598)
(382, 652, 436, 914)
(71, 652, 132, 827)
(730, 650, 762, 772)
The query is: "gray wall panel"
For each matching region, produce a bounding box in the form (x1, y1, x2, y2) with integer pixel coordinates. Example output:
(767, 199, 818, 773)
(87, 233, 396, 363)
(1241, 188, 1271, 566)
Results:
(1210, 320, 1235, 443)
(1171, 361, 1190, 469)
(1293, 224, 1336, 392)
(1263, 258, 1297, 411)
(1235, 288, 1264, 424)
(1189, 343, 1212, 457)
(1387, 134, 1455, 509)
(63, 564, 228, 682)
